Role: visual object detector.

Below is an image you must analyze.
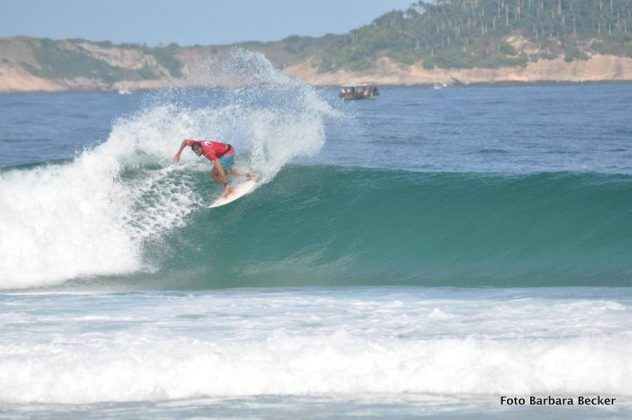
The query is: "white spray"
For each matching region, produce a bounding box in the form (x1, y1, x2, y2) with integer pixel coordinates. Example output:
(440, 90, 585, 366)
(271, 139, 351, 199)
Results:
(0, 50, 336, 289)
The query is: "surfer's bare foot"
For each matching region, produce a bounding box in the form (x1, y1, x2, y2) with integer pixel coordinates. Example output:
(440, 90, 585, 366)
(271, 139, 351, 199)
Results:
(223, 184, 233, 197)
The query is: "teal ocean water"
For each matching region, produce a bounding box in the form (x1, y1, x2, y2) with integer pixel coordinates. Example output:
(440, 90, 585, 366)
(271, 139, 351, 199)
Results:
(1, 53, 631, 417)
(90, 166, 632, 290)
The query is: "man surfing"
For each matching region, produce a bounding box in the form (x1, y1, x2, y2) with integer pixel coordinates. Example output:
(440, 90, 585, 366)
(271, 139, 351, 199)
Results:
(172, 138, 251, 197)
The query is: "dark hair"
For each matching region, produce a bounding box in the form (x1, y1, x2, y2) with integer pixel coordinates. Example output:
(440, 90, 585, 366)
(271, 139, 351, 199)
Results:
(191, 142, 202, 150)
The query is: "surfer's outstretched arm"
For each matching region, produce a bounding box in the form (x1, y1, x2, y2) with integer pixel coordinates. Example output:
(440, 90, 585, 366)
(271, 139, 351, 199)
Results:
(172, 140, 191, 163)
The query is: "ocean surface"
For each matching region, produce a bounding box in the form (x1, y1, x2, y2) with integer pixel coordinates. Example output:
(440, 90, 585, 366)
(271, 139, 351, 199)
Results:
(1, 53, 632, 418)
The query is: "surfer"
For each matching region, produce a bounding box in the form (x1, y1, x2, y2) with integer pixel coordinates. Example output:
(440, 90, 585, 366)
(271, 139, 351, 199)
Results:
(172, 139, 250, 196)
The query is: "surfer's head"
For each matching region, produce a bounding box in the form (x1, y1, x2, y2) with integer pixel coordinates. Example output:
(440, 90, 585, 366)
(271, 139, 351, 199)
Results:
(191, 142, 203, 156)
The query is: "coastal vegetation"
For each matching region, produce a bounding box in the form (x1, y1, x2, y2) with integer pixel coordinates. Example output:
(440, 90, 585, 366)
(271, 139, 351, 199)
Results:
(306, 0, 632, 71)
(26, 38, 147, 83)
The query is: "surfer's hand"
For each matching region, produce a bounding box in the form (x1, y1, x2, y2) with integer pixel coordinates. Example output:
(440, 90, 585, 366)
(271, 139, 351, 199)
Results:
(172, 153, 180, 163)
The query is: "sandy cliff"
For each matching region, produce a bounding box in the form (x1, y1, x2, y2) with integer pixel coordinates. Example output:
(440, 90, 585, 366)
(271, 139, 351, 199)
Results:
(284, 54, 632, 86)
(2, 36, 632, 93)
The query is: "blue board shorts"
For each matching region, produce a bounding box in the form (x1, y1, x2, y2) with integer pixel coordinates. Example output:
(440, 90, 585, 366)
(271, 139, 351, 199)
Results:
(219, 152, 235, 168)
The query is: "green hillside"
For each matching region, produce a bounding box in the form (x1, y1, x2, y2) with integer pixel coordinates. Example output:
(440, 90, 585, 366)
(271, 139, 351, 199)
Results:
(19, 38, 182, 81)
(299, 0, 632, 71)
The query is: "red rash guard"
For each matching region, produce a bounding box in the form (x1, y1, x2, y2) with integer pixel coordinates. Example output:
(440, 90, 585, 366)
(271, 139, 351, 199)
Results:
(185, 140, 234, 161)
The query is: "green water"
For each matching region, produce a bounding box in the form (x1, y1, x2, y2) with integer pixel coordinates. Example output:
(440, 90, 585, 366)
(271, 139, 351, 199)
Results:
(96, 165, 632, 289)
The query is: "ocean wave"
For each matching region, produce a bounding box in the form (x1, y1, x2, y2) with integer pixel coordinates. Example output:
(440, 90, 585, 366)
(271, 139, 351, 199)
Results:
(3, 162, 632, 290)
(129, 166, 632, 289)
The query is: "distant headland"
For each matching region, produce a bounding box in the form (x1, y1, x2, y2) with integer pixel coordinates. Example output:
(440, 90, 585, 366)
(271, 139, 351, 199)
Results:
(2, 0, 632, 92)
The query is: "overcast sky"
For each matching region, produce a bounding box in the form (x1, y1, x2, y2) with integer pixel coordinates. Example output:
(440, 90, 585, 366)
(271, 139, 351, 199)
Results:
(0, 0, 415, 46)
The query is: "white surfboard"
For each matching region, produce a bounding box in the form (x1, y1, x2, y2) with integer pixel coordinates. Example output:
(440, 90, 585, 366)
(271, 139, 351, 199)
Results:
(209, 179, 258, 208)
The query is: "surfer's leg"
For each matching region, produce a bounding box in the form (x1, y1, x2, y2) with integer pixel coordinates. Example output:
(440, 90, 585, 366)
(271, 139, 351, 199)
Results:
(227, 167, 255, 180)
(209, 168, 222, 185)
(219, 152, 254, 180)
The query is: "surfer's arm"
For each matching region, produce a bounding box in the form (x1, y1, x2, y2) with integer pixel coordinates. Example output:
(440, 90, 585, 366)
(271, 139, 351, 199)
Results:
(172, 140, 191, 163)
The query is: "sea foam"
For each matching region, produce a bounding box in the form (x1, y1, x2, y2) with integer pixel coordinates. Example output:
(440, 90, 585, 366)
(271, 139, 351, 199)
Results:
(1, 289, 631, 404)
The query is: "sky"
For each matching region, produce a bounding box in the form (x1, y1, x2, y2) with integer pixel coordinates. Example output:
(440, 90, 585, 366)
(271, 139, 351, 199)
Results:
(0, 0, 415, 46)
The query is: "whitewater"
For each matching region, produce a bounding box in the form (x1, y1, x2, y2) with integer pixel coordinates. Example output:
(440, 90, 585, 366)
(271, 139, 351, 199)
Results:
(1, 52, 631, 417)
